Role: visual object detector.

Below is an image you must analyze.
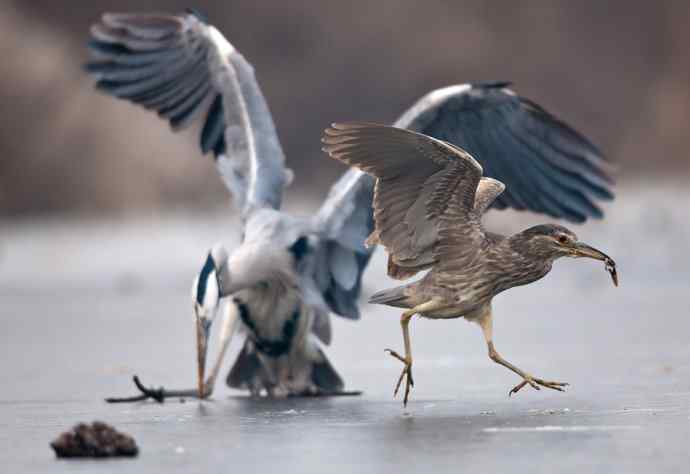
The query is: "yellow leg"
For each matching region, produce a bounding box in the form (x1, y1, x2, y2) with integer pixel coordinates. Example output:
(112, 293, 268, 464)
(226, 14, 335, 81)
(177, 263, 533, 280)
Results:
(477, 306, 568, 396)
(385, 299, 444, 407)
(384, 310, 414, 405)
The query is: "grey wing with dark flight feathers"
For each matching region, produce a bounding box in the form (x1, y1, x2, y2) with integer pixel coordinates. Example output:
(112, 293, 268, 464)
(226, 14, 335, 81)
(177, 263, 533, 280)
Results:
(323, 122, 493, 280)
(85, 11, 291, 216)
(310, 168, 376, 320)
(395, 82, 614, 223)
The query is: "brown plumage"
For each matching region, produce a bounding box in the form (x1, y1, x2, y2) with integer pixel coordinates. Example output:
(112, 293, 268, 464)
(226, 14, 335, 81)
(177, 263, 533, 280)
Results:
(323, 122, 618, 406)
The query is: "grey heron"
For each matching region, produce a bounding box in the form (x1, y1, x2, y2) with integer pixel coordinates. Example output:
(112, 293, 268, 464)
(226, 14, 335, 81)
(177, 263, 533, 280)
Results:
(86, 11, 376, 398)
(324, 123, 616, 406)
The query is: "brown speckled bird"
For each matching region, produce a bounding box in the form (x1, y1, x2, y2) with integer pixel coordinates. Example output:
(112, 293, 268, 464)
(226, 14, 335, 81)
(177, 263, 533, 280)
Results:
(323, 123, 618, 406)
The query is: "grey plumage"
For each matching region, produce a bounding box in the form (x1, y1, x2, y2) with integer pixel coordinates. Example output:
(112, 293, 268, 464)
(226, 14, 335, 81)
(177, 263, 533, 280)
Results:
(395, 82, 614, 223)
(227, 339, 343, 394)
(226, 340, 263, 390)
(324, 123, 617, 405)
(323, 122, 487, 285)
(86, 11, 375, 397)
(86, 11, 289, 215)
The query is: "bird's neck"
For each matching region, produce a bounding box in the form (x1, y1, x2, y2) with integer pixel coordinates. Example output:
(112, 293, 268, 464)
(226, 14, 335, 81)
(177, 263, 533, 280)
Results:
(245, 278, 294, 303)
(491, 234, 555, 292)
(219, 243, 297, 296)
(502, 257, 552, 292)
(234, 281, 303, 356)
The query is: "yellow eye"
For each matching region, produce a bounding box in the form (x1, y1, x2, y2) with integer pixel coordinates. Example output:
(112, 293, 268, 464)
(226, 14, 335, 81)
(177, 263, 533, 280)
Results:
(558, 235, 568, 244)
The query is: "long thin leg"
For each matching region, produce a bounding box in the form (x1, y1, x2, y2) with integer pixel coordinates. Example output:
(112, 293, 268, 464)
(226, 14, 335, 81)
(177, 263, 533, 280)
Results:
(477, 306, 568, 396)
(385, 309, 415, 405)
(385, 299, 444, 407)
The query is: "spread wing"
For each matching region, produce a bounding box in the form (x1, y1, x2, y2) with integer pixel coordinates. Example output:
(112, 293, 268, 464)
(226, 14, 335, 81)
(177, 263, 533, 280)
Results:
(395, 82, 613, 223)
(85, 11, 290, 217)
(323, 122, 488, 279)
(311, 168, 376, 319)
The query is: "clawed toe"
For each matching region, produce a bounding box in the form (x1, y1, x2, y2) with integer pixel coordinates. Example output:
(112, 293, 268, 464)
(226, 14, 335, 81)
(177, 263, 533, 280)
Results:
(535, 378, 569, 391)
(509, 377, 568, 396)
(385, 348, 406, 364)
(509, 379, 538, 396)
(385, 348, 414, 406)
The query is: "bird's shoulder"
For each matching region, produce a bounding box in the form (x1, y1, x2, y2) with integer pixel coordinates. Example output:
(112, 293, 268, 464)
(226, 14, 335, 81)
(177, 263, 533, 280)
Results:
(483, 231, 507, 247)
(481, 231, 517, 262)
(244, 209, 309, 240)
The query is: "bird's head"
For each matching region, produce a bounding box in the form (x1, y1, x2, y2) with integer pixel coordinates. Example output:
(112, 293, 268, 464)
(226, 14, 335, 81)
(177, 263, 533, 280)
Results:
(192, 243, 229, 322)
(515, 224, 617, 285)
(191, 243, 228, 396)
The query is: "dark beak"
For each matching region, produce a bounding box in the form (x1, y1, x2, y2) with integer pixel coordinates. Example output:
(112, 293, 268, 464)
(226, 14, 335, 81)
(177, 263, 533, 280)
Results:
(572, 242, 618, 287)
(194, 306, 212, 398)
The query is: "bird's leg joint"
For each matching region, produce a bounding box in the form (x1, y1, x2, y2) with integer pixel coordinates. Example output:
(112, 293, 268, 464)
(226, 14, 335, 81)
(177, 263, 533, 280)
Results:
(487, 341, 500, 362)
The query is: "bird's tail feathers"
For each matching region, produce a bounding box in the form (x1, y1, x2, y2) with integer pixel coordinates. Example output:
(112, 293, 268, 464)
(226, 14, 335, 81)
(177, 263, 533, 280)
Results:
(226, 340, 264, 389)
(368, 285, 408, 307)
(227, 339, 345, 394)
(310, 348, 344, 393)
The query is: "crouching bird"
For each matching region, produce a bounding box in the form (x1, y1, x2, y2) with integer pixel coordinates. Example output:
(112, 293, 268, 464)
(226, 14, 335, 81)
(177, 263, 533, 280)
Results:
(323, 122, 618, 406)
(86, 11, 376, 398)
(190, 200, 371, 398)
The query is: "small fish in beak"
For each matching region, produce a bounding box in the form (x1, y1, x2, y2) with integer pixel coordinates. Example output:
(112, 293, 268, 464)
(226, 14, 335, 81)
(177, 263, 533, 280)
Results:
(570, 242, 618, 287)
(605, 257, 618, 287)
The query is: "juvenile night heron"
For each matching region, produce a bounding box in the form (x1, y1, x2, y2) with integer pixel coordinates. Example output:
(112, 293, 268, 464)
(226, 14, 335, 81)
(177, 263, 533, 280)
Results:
(324, 123, 617, 406)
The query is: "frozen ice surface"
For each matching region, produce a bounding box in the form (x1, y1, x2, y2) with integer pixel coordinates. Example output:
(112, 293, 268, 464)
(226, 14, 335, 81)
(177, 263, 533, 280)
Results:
(1, 186, 689, 473)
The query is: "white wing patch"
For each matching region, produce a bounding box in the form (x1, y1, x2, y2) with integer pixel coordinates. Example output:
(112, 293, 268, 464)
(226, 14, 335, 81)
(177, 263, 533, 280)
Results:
(208, 25, 235, 56)
(328, 244, 359, 291)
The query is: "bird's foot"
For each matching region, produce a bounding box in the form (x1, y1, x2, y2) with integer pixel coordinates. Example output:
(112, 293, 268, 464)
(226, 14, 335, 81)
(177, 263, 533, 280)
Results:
(199, 381, 214, 398)
(267, 386, 290, 399)
(385, 349, 413, 407)
(509, 376, 569, 396)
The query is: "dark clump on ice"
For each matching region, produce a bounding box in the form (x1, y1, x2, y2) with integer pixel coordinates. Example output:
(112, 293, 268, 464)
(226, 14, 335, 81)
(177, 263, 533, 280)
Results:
(50, 421, 138, 458)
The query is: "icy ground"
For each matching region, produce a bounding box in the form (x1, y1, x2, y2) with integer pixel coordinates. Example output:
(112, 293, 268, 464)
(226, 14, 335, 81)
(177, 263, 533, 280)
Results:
(1, 185, 689, 473)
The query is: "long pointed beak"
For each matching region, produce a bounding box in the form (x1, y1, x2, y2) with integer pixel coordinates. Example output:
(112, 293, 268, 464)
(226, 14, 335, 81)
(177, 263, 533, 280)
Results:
(572, 242, 609, 261)
(195, 308, 212, 398)
(572, 242, 618, 286)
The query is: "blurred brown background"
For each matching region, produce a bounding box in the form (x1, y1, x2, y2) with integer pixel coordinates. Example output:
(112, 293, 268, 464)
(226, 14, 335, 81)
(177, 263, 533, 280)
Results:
(1, 0, 688, 217)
